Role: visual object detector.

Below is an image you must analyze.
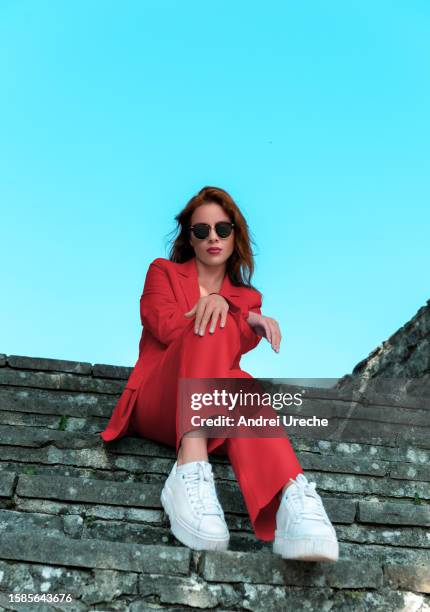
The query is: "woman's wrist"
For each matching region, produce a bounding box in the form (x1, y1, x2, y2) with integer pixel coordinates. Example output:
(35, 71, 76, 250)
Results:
(207, 292, 229, 307)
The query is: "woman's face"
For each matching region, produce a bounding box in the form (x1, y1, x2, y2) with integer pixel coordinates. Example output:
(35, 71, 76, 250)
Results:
(189, 203, 235, 267)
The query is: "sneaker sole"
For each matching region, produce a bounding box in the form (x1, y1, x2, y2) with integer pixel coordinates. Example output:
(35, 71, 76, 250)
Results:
(161, 484, 230, 551)
(273, 532, 339, 562)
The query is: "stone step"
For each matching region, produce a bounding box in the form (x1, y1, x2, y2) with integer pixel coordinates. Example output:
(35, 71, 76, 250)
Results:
(1, 372, 430, 449)
(0, 532, 429, 593)
(1, 422, 415, 478)
(2, 441, 430, 502)
(2, 472, 430, 552)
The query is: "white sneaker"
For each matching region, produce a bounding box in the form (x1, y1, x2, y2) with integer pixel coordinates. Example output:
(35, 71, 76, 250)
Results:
(273, 473, 339, 561)
(160, 460, 230, 551)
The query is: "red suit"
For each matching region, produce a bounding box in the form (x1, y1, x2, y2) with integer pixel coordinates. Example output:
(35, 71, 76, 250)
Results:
(100, 256, 303, 541)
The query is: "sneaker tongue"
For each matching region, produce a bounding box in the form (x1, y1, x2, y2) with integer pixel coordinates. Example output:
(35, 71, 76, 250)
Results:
(284, 475, 324, 518)
(176, 461, 220, 515)
(199, 468, 221, 513)
(284, 474, 312, 500)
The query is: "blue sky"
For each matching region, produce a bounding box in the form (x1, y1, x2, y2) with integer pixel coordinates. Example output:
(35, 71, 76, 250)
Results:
(1, 1, 428, 379)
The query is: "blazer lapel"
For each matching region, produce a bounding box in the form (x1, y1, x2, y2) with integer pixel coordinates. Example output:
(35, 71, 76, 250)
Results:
(219, 269, 242, 300)
(177, 256, 242, 310)
(177, 257, 200, 310)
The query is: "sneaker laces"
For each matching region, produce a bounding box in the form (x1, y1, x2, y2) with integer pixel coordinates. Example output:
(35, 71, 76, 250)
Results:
(182, 462, 223, 517)
(285, 473, 327, 521)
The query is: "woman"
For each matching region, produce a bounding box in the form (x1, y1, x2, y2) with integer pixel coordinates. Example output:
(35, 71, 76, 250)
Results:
(100, 186, 339, 562)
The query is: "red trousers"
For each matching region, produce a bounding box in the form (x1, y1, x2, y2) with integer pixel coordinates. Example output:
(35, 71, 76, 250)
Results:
(127, 312, 304, 541)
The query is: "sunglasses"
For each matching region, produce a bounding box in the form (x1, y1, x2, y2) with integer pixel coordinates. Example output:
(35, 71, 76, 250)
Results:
(189, 221, 235, 240)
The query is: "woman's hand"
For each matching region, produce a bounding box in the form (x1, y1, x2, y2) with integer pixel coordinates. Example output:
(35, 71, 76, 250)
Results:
(247, 311, 281, 353)
(184, 294, 229, 336)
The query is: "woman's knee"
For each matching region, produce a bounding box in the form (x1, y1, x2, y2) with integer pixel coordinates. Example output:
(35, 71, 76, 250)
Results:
(169, 311, 240, 356)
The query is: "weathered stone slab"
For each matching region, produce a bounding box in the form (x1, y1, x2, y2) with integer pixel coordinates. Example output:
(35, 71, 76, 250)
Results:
(0, 460, 134, 483)
(0, 386, 115, 418)
(0, 508, 64, 537)
(16, 497, 164, 524)
(402, 445, 430, 464)
(138, 573, 242, 608)
(13, 466, 245, 514)
(0, 444, 114, 470)
(323, 497, 357, 523)
(0, 409, 107, 434)
(243, 584, 423, 612)
(0, 444, 179, 476)
(1, 446, 230, 491)
(299, 451, 389, 476)
(340, 540, 430, 564)
(0, 589, 86, 612)
(199, 550, 383, 588)
(301, 426, 428, 448)
(229, 533, 272, 553)
(0, 533, 191, 574)
(16, 474, 162, 508)
(113, 455, 191, 477)
(0, 369, 124, 394)
(0, 558, 139, 608)
(7, 355, 93, 374)
(395, 428, 430, 449)
(267, 379, 430, 410)
(0, 471, 16, 497)
(279, 394, 430, 424)
(336, 523, 430, 548)
(86, 520, 272, 554)
(0, 424, 100, 449)
(0, 408, 68, 428)
(296, 437, 420, 464)
(304, 470, 430, 500)
(358, 500, 430, 527)
(103, 436, 178, 458)
(384, 563, 430, 593)
(0, 354, 6, 366)
(390, 462, 430, 482)
(85, 521, 179, 548)
(92, 363, 133, 379)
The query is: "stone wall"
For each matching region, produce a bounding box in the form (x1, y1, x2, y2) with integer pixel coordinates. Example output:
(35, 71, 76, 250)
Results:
(335, 299, 430, 398)
(0, 352, 429, 610)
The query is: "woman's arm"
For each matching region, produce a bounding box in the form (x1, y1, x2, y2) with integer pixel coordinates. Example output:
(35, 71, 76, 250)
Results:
(247, 308, 281, 353)
(140, 260, 192, 345)
(223, 290, 264, 355)
(183, 289, 264, 355)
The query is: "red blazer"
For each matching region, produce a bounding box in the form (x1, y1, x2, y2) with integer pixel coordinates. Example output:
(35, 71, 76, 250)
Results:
(100, 255, 263, 442)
